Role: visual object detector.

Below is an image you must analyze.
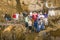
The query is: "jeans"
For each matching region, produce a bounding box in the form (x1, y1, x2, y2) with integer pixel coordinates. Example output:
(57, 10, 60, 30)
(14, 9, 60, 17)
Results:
(34, 20, 38, 29)
(36, 23, 45, 32)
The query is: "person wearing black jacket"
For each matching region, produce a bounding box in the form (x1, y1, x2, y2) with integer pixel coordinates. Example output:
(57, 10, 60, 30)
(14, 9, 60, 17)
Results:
(4, 13, 11, 21)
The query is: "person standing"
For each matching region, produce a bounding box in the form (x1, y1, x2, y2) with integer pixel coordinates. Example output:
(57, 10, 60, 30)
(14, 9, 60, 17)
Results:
(24, 15, 29, 28)
(28, 19, 33, 33)
(12, 12, 19, 21)
(4, 13, 11, 22)
(43, 12, 48, 25)
(32, 11, 38, 22)
(12, 13, 16, 20)
(15, 12, 20, 21)
(12, 12, 20, 23)
(48, 9, 55, 16)
(20, 12, 24, 22)
(32, 11, 38, 31)
(37, 12, 45, 32)
(29, 11, 33, 19)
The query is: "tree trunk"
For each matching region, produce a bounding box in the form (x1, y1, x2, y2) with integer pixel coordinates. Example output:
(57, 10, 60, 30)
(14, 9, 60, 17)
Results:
(16, 0, 23, 13)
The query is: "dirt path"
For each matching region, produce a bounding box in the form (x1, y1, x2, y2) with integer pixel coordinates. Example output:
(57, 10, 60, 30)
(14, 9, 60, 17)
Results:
(0, 23, 60, 40)
(34, 24, 60, 40)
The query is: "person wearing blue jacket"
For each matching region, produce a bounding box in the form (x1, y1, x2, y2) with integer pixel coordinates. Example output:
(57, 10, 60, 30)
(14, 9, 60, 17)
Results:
(36, 12, 45, 32)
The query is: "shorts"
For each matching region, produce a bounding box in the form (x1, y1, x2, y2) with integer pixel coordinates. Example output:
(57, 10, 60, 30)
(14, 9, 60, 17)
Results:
(28, 26, 32, 30)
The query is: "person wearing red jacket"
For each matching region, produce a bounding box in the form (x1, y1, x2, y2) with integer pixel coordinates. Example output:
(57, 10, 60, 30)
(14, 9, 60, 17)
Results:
(13, 13, 16, 18)
(32, 12, 38, 21)
(32, 12, 38, 31)
(12, 13, 19, 21)
(12, 13, 16, 20)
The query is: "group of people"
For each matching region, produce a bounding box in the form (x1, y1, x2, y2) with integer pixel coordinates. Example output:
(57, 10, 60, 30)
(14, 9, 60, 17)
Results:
(4, 12, 22, 23)
(24, 11, 48, 33)
(2, 11, 48, 33)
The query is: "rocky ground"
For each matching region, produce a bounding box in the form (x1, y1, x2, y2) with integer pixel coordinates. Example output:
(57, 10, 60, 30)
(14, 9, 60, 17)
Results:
(0, 14, 60, 40)
(0, 23, 60, 40)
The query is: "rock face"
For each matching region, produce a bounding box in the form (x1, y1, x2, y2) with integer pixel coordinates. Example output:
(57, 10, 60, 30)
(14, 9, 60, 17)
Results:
(20, 0, 44, 11)
(0, 0, 60, 12)
(28, 4, 43, 11)
(46, 0, 60, 8)
(1, 25, 26, 40)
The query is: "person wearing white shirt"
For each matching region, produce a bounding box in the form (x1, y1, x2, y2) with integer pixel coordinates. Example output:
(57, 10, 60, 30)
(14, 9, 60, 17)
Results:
(28, 20, 32, 30)
(38, 12, 44, 20)
(48, 10, 55, 16)
(29, 11, 33, 19)
(37, 12, 45, 32)
(15, 13, 19, 20)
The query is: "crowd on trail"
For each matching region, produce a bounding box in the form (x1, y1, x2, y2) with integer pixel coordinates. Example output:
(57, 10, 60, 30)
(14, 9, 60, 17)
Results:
(24, 11, 48, 33)
(1, 11, 48, 33)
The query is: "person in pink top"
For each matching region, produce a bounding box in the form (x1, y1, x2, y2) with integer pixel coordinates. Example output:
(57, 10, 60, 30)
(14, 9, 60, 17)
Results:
(32, 11, 38, 31)
(32, 11, 38, 21)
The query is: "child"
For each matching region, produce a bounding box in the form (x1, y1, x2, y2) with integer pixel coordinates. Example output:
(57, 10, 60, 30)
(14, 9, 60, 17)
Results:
(28, 19, 33, 32)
